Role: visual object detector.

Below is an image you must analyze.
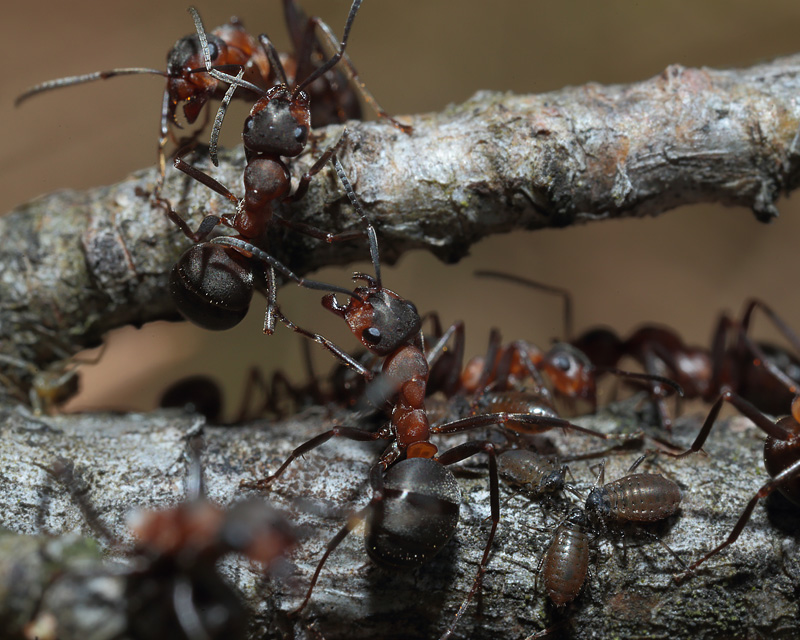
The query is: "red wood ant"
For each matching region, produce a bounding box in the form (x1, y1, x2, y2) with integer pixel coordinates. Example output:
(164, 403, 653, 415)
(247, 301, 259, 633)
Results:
(667, 382, 800, 578)
(38, 448, 296, 640)
(15, 12, 272, 200)
(168, 1, 404, 333)
(476, 271, 800, 431)
(237, 160, 641, 639)
(15, 2, 404, 200)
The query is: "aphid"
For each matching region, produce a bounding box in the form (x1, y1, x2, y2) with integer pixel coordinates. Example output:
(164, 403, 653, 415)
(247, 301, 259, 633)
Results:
(584, 455, 685, 568)
(498, 449, 581, 501)
(540, 507, 591, 606)
(239, 160, 640, 639)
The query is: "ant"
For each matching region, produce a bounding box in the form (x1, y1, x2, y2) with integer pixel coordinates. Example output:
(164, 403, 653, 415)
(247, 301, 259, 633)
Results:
(15, 2, 403, 201)
(167, 0, 407, 333)
(476, 271, 800, 431)
(159, 341, 334, 423)
(36, 444, 296, 640)
(237, 159, 641, 639)
(665, 376, 800, 578)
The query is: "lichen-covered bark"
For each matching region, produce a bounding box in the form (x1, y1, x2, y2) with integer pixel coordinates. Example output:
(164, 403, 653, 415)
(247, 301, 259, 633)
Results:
(1, 398, 798, 639)
(4, 54, 800, 376)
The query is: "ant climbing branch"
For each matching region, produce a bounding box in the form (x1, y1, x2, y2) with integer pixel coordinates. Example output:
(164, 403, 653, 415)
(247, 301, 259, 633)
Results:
(5, 54, 800, 369)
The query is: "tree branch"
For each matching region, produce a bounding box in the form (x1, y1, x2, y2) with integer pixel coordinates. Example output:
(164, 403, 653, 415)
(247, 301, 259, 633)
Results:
(1, 399, 797, 639)
(3, 53, 800, 373)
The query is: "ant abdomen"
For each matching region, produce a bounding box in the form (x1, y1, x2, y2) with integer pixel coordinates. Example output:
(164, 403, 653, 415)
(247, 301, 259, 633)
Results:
(170, 244, 254, 330)
(586, 474, 680, 522)
(543, 508, 590, 606)
(365, 458, 461, 569)
(763, 426, 800, 505)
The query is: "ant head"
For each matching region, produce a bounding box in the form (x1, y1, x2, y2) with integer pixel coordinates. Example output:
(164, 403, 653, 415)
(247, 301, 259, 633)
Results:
(323, 285, 421, 357)
(166, 34, 227, 123)
(542, 342, 596, 401)
(170, 243, 254, 331)
(243, 86, 310, 157)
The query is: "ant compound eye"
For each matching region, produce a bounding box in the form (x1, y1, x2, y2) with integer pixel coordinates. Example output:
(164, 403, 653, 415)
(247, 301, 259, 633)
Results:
(244, 116, 254, 133)
(207, 41, 220, 61)
(363, 327, 382, 345)
(553, 354, 571, 372)
(294, 125, 308, 143)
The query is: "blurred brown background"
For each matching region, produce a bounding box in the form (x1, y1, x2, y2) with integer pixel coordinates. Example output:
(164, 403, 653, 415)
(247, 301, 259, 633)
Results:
(2, 1, 800, 416)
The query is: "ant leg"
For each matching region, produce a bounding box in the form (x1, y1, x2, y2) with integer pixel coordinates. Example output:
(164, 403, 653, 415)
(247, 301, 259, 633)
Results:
(37, 458, 118, 547)
(425, 320, 466, 398)
(263, 265, 278, 336)
(676, 456, 800, 580)
(307, 16, 412, 134)
(667, 389, 794, 458)
(233, 367, 269, 423)
(433, 412, 642, 442)
(474, 270, 574, 341)
(174, 157, 239, 206)
(209, 69, 244, 167)
(211, 237, 356, 298)
(740, 298, 800, 356)
(467, 328, 503, 396)
(290, 462, 386, 617)
(285, 130, 350, 203)
(640, 345, 676, 431)
(272, 214, 368, 244)
(240, 426, 388, 492)
(271, 307, 373, 380)
(437, 441, 499, 640)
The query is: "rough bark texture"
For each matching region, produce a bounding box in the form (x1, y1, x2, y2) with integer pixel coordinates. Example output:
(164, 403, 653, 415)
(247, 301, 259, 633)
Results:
(4, 54, 800, 375)
(4, 49, 800, 640)
(1, 397, 798, 640)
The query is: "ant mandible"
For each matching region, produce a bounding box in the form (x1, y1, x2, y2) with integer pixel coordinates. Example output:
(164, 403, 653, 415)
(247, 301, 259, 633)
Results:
(237, 158, 641, 639)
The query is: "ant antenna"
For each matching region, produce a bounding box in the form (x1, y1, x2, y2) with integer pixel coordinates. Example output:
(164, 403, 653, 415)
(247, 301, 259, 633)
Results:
(15, 68, 166, 107)
(188, 6, 265, 97)
(475, 270, 574, 340)
(208, 67, 243, 166)
(259, 34, 289, 87)
(294, 0, 363, 96)
(332, 156, 381, 287)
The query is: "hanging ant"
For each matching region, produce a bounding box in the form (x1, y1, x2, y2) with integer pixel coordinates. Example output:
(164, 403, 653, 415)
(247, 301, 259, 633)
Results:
(476, 271, 800, 431)
(237, 159, 641, 639)
(167, 0, 406, 333)
(36, 445, 296, 640)
(15, 12, 272, 201)
(15, 2, 405, 201)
